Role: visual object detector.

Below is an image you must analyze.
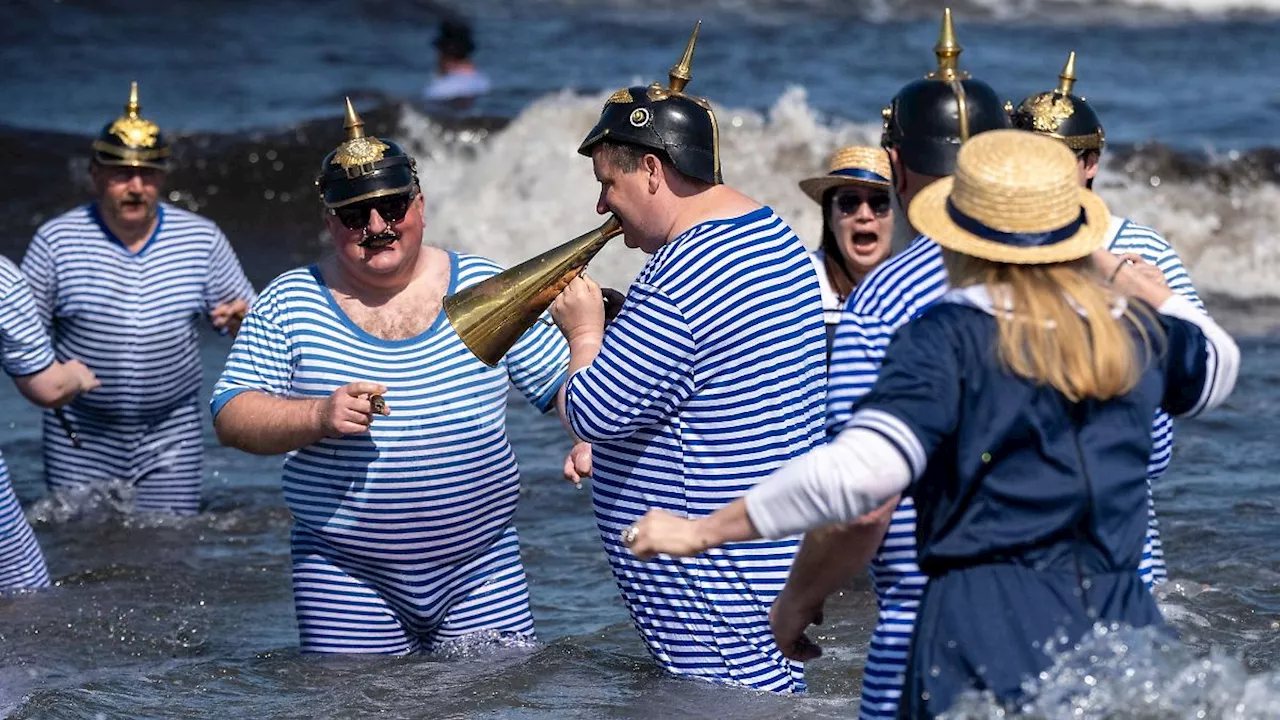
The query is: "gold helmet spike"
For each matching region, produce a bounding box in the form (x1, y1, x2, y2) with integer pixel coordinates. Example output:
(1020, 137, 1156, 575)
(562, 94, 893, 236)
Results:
(125, 81, 141, 119)
(343, 96, 366, 140)
(668, 20, 700, 94)
(927, 8, 967, 81)
(1057, 51, 1077, 96)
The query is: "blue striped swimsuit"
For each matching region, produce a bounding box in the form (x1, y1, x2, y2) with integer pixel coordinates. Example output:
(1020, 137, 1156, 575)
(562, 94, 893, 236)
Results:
(828, 219, 1205, 719)
(0, 257, 55, 590)
(565, 207, 827, 693)
(211, 253, 569, 654)
(21, 204, 255, 514)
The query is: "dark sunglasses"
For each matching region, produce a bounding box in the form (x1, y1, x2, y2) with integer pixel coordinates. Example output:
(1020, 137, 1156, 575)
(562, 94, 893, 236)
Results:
(834, 190, 892, 218)
(332, 191, 417, 230)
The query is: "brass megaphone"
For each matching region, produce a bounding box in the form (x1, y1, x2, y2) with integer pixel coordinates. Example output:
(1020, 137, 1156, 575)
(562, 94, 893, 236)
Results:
(443, 216, 623, 367)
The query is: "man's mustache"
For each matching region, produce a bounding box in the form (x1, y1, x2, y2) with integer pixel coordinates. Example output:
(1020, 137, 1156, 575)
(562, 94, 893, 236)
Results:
(358, 229, 399, 248)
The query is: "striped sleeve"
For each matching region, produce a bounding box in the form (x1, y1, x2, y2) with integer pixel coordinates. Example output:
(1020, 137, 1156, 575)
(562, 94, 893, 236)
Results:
(1153, 244, 1203, 310)
(846, 312, 962, 478)
(825, 310, 895, 436)
(505, 310, 570, 413)
(202, 228, 257, 312)
(1111, 222, 1204, 311)
(0, 264, 56, 377)
(210, 305, 293, 418)
(18, 232, 56, 329)
(564, 282, 694, 443)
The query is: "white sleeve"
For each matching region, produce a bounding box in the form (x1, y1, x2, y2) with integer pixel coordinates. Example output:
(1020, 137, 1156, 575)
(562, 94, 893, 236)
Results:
(745, 427, 912, 539)
(1158, 294, 1240, 415)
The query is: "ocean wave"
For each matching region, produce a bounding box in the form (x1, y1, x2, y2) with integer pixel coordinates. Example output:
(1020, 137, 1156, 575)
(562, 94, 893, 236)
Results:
(3, 88, 1277, 316)
(403, 87, 1280, 307)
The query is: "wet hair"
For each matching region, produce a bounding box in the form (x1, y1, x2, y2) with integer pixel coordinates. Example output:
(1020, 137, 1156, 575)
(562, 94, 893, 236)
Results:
(819, 188, 859, 300)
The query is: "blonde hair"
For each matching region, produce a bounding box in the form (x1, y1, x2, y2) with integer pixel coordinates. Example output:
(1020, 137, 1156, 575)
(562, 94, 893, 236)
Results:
(942, 250, 1161, 403)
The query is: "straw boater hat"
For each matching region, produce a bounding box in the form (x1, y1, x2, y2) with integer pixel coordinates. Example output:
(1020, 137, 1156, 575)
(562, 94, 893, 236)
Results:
(798, 146, 892, 205)
(908, 129, 1110, 264)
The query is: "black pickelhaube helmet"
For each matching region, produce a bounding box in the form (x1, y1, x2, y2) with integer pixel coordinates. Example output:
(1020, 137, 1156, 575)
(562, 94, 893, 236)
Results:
(91, 81, 172, 171)
(578, 21, 722, 185)
(880, 9, 1010, 178)
(1009, 52, 1105, 153)
(315, 98, 419, 209)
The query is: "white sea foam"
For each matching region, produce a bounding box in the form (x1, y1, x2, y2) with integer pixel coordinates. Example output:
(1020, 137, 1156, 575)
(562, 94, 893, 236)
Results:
(398, 87, 1280, 303)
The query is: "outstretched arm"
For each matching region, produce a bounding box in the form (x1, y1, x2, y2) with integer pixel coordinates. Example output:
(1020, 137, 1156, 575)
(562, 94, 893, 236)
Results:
(213, 381, 389, 456)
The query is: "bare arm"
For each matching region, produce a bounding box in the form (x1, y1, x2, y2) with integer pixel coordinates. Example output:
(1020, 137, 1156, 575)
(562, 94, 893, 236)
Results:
(783, 499, 895, 610)
(766, 502, 895, 660)
(13, 359, 99, 409)
(214, 381, 388, 456)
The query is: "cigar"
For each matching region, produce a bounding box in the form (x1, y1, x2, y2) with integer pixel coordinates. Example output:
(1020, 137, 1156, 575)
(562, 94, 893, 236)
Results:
(55, 409, 81, 448)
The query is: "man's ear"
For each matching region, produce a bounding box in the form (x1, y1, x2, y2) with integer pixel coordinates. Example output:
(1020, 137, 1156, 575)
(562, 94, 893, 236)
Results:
(887, 147, 908, 195)
(1083, 151, 1101, 181)
(644, 154, 662, 194)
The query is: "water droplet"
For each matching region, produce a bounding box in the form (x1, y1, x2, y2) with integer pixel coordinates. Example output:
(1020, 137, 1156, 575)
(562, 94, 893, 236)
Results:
(168, 190, 182, 201)
(264, 189, 276, 200)
(930, 665, 940, 677)
(248, 152, 259, 163)
(266, 149, 278, 160)
(980, 452, 991, 463)
(272, 160, 284, 172)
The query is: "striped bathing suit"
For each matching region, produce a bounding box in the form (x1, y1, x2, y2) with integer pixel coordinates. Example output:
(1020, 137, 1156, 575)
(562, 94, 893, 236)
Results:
(565, 207, 827, 693)
(21, 203, 255, 514)
(0, 257, 54, 590)
(211, 253, 569, 654)
(827, 220, 1204, 719)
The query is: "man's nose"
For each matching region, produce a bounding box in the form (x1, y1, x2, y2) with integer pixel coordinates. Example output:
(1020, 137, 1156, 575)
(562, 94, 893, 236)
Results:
(125, 172, 146, 192)
(366, 208, 390, 233)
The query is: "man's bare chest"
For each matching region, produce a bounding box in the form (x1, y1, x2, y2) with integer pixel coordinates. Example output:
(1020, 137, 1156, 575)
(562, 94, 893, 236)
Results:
(335, 291, 442, 341)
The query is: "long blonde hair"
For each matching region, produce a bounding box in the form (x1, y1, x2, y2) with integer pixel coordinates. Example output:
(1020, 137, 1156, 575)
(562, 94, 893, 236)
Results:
(942, 251, 1161, 403)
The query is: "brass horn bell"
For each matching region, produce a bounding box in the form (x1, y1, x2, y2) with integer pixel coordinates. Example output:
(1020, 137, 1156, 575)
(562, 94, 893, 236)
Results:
(443, 216, 623, 367)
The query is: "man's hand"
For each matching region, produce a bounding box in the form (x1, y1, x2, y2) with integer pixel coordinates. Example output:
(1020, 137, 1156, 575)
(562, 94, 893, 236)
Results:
(211, 298, 250, 337)
(318, 381, 389, 437)
(551, 275, 605, 346)
(1115, 252, 1167, 289)
(64, 359, 101, 395)
(1090, 249, 1173, 306)
(563, 440, 592, 488)
(770, 585, 826, 662)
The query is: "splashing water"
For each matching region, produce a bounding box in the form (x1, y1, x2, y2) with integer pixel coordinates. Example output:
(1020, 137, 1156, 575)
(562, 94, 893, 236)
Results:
(940, 624, 1280, 719)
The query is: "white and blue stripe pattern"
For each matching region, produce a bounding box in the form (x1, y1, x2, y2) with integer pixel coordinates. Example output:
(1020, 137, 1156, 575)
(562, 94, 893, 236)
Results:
(0, 256, 54, 590)
(211, 252, 569, 654)
(828, 221, 1204, 719)
(565, 207, 827, 693)
(21, 203, 255, 513)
